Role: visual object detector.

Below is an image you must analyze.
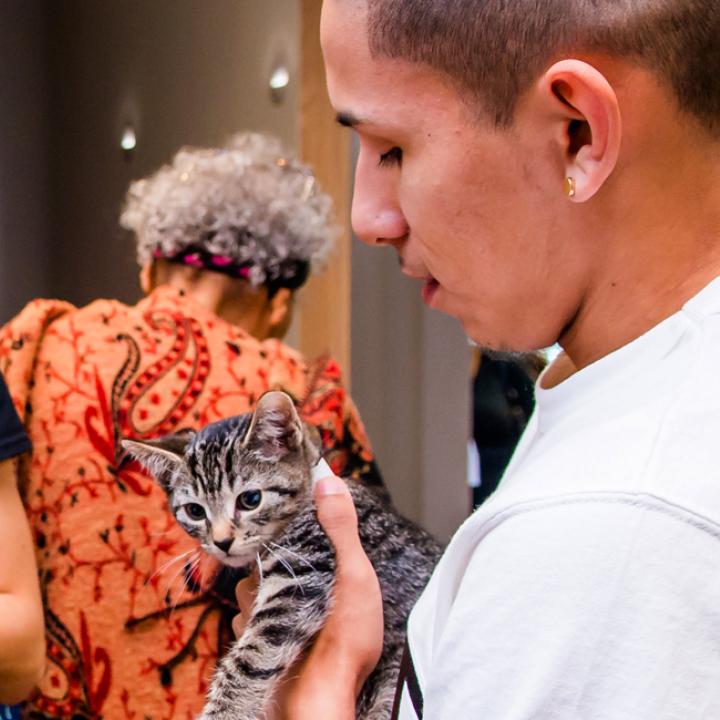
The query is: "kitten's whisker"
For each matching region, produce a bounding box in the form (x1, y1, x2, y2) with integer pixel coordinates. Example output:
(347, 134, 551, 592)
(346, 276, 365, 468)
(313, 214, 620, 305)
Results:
(153, 547, 196, 577)
(165, 554, 196, 595)
(175, 554, 202, 606)
(255, 552, 264, 589)
(142, 551, 198, 606)
(146, 547, 198, 586)
(166, 550, 204, 620)
(263, 543, 302, 594)
(199, 554, 209, 590)
(185, 554, 202, 585)
(164, 550, 202, 608)
(269, 542, 317, 573)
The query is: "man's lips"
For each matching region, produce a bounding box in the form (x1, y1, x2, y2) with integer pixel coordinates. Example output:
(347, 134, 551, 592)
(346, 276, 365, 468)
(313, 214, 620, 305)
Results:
(400, 264, 431, 281)
(422, 277, 440, 305)
(399, 261, 440, 305)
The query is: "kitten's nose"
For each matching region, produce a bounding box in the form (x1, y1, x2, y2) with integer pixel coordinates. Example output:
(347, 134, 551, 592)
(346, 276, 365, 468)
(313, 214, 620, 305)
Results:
(213, 537, 234, 554)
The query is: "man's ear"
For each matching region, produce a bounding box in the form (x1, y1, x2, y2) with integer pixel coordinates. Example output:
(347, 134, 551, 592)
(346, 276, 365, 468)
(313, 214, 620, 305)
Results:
(121, 432, 193, 490)
(243, 391, 303, 463)
(536, 59, 622, 202)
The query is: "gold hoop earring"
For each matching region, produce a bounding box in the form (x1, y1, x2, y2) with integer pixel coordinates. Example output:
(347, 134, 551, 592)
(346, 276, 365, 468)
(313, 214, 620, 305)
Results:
(564, 176, 576, 198)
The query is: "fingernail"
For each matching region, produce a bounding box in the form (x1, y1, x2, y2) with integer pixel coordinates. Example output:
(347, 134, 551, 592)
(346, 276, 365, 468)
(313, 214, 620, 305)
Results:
(316, 476, 346, 496)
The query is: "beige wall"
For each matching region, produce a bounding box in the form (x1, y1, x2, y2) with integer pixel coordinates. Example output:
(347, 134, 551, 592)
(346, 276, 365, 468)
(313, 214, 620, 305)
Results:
(298, 0, 351, 375)
(46, 0, 299, 307)
(0, 0, 50, 321)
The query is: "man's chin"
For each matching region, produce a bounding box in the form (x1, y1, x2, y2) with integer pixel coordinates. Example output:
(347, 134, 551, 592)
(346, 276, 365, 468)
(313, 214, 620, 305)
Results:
(460, 321, 508, 354)
(463, 325, 546, 358)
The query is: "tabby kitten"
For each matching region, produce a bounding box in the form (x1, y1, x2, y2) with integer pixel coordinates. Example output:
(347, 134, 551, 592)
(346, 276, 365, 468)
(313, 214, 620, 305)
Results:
(123, 391, 442, 720)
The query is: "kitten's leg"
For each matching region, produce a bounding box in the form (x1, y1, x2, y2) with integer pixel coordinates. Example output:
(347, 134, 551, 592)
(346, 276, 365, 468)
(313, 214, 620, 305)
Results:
(199, 566, 332, 720)
(357, 650, 403, 720)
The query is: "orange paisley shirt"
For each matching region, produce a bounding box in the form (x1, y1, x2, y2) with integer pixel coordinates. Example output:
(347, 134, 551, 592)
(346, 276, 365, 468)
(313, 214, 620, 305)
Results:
(0, 286, 382, 720)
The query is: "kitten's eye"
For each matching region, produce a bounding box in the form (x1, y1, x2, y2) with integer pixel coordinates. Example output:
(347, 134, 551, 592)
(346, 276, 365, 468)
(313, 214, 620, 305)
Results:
(184, 503, 207, 521)
(237, 490, 262, 511)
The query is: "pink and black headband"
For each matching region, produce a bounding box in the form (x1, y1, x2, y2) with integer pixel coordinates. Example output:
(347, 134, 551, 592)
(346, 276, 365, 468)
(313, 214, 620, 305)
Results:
(153, 245, 310, 294)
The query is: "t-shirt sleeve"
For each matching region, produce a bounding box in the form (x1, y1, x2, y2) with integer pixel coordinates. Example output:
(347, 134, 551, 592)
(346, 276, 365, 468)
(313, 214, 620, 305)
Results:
(424, 498, 720, 719)
(0, 372, 30, 461)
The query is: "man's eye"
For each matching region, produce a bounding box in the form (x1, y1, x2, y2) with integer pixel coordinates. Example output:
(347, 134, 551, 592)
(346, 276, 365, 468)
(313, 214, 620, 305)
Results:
(378, 146, 403, 167)
(184, 503, 206, 521)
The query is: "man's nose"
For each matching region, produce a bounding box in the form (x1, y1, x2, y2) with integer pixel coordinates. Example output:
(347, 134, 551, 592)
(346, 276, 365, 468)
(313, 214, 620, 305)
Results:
(352, 204, 408, 246)
(351, 152, 408, 246)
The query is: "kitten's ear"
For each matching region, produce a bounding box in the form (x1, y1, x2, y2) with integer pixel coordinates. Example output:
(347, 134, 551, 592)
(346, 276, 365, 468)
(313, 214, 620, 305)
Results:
(121, 433, 193, 490)
(244, 391, 303, 463)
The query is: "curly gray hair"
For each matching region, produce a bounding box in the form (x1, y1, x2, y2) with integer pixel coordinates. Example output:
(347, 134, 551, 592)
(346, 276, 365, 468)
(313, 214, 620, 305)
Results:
(120, 132, 335, 288)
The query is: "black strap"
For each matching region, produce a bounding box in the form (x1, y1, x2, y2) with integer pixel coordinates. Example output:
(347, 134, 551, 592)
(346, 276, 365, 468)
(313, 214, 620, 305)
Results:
(390, 640, 424, 719)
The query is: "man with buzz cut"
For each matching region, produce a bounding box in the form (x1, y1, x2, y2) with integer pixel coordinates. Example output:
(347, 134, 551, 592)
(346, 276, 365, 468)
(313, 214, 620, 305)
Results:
(236, 0, 720, 717)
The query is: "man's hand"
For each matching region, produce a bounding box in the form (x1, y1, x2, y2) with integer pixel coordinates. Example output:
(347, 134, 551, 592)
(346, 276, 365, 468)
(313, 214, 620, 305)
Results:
(233, 474, 384, 719)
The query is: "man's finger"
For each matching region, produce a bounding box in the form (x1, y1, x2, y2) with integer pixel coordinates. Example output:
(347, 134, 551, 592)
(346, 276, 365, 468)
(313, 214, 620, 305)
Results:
(314, 476, 361, 559)
(233, 575, 258, 639)
(235, 575, 258, 611)
(232, 612, 245, 639)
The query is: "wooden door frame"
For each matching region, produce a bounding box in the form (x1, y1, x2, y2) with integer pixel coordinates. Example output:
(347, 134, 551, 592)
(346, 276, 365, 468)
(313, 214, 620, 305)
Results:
(298, 0, 352, 378)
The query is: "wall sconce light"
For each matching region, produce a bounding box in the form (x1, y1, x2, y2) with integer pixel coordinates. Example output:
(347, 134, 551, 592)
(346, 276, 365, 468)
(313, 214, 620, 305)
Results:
(269, 65, 290, 105)
(120, 124, 137, 159)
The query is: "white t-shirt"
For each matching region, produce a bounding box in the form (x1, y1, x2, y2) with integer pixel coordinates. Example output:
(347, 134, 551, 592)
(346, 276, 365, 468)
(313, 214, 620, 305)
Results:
(399, 277, 720, 719)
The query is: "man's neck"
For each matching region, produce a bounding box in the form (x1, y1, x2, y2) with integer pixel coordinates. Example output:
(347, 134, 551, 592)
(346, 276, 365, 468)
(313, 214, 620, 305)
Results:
(559, 140, 720, 371)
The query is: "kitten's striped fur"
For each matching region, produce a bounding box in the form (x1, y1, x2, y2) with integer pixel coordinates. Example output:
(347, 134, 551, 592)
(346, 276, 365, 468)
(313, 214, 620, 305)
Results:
(124, 391, 442, 719)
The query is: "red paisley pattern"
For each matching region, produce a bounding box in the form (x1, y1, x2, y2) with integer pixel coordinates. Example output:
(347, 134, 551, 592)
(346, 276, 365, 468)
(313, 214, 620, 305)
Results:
(0, 286, 381, 720)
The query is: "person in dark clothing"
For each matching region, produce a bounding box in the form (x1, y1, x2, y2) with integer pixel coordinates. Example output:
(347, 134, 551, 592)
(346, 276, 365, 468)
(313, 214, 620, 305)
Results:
(0, 373, 44, 707)
(471, 351, 543, 507)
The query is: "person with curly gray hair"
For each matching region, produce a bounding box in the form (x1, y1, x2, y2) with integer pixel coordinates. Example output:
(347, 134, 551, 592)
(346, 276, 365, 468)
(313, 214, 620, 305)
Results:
(122, 132, 334, 339)
(0, 132, 384, 719)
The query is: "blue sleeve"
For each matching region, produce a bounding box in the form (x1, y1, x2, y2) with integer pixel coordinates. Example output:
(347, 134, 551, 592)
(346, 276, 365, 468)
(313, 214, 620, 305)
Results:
(0, 373, 30, 461)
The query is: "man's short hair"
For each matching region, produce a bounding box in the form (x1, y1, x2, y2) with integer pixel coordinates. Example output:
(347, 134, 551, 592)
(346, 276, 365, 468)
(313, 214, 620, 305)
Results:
(367, 0, 720, 133)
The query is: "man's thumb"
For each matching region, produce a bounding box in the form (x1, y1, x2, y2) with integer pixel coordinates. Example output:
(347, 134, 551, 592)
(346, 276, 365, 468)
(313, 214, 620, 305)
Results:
(314, 476, 359, 555)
